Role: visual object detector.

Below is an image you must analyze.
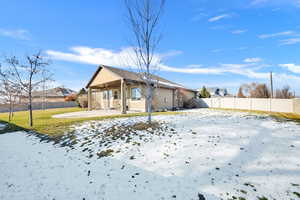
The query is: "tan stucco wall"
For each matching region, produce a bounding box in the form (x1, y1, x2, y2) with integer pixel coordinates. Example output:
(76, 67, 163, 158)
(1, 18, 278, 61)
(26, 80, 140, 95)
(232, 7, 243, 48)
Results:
(126, 84, 146, 112)
(153, 87, 174, 111)
(179, 89, 195, 101)
(90, 68, 121, 87)
(91, 90, 102, 109)
(175, 89, 196, 108)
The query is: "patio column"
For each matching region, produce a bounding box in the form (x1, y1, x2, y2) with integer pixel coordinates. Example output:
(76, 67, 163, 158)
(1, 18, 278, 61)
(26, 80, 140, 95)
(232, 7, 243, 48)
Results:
(88, 88, 92, 111)
(121, 79, 127, 114)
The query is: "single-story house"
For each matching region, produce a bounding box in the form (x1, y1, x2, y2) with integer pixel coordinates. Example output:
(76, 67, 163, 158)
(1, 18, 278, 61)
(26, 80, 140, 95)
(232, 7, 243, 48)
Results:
(86, 65, 197, 113)
(19, 87, 76, 103)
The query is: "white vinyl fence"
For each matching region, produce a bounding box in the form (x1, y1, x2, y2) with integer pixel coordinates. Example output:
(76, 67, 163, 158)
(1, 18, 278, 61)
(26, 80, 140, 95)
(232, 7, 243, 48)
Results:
(198, 98, 300, 114)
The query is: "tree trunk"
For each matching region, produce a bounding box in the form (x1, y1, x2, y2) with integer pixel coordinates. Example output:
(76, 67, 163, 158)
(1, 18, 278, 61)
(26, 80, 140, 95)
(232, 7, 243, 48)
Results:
(28, 90, 33, 127)
(146, 86, 152, 124)
(8, 96, 12, 122)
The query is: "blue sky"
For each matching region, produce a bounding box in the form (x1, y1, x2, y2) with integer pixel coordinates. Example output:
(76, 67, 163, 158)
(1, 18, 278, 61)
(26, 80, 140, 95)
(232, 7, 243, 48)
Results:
(1, 0, 300, 95)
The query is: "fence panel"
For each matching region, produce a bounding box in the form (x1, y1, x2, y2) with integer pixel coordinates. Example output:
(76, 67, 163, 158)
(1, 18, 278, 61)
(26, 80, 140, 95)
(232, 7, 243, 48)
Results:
(199, 98, 299, 114)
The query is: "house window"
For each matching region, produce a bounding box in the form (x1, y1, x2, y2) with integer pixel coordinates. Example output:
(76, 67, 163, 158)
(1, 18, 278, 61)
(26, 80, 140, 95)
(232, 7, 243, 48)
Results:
(131, 88, 141, 100)
(164, 97, 167, 103)
(102, 90, 112, 99)
(113, 91, 118, 99)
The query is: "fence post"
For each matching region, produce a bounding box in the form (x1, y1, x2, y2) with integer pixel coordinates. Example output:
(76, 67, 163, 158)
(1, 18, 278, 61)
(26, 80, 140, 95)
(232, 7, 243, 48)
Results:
(234, 97, 236, 109)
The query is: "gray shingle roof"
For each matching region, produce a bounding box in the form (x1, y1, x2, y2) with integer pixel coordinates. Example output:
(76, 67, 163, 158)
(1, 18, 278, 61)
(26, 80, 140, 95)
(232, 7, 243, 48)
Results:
(30, 87, 76, 97)
(87, 65, 196, 92)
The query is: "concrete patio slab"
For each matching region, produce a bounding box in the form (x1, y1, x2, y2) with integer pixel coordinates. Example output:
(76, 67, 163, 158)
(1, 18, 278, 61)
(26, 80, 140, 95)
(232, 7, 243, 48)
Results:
(52, 110, 138, 119)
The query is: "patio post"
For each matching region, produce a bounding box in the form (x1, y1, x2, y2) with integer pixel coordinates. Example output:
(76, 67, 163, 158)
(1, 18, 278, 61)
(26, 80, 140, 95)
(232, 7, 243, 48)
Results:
(88, 88, 92, 111)
(121, 79, 127, 114)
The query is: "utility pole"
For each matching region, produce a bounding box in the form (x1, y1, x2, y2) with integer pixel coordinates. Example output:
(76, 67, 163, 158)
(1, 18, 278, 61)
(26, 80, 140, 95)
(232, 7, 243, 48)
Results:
(270, 71, 274, 98)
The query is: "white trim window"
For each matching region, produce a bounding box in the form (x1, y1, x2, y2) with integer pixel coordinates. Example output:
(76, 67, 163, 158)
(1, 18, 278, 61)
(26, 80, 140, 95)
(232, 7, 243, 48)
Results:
(131, 88, 141, 100)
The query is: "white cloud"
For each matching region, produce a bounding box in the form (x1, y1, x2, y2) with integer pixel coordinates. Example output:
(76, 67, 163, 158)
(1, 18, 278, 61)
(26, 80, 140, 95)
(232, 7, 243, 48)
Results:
(258, 31, 295, 39)
(208, 14, 231, 22)
(46, 46, 270, 80)
(244, 57, 263, 63)
(231, 29, 247, 34)
(185, 64, 203, 68)
(46, 46, 138, 67)
(279, 38, 300, 45)
(0, 28, 30, 40)
(279, 63, 300, 73)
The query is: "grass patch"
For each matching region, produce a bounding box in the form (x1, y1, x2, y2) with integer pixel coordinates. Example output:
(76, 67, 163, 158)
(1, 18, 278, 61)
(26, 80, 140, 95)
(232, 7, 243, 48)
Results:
(97, 149, 114, 158)
(0, 107, 181, 137)
(210, 108, 300, 122)
(132, 121, 160, 131)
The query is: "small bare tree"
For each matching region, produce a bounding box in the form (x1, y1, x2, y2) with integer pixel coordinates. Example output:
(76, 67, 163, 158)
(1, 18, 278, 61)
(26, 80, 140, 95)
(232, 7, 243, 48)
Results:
(125, 0, 166, 123)
(275, 86, 294, 99)
(5, 51, 52, 127)
(0, 64, 21, 121)
(241, 83, 270, 98)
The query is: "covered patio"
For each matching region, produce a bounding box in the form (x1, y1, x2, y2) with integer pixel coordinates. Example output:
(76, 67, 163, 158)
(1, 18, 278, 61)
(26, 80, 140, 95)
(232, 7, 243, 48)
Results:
(88, 79, 127, 113)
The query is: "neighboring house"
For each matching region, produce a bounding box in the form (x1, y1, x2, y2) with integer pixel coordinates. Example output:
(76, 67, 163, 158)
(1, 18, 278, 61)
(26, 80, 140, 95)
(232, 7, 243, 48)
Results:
(86, 65, 197, 112)
(206, 87, 229, 97)
(19, 87, 76, 103)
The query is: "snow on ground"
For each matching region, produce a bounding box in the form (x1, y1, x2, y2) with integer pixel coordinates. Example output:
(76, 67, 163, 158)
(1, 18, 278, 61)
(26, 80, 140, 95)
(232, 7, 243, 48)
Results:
(0, 109, 300, 200)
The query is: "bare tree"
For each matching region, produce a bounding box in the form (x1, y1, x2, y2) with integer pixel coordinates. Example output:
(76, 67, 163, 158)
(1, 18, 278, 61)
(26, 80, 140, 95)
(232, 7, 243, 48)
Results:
(238, 83, 271, 98)
(275, 86, 294, 99)
(0, 64, 21, 121)
(237, 86, 246, 98)
(5, 51, 52, 127)
(250, 83, 270, 98)
(125, 0, 166, 123)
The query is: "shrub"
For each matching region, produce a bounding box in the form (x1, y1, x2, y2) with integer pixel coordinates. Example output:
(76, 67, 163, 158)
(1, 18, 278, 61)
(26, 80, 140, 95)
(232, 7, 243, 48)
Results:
(199, 86, 211, 98)
(77, 95, 88, 108)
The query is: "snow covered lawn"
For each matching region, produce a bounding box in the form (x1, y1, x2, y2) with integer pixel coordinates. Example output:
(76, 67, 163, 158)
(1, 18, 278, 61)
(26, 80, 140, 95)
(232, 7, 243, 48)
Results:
(0, 109, 299, 200)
